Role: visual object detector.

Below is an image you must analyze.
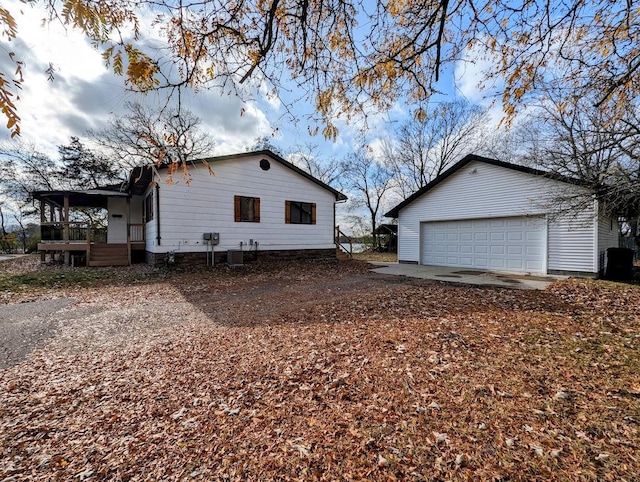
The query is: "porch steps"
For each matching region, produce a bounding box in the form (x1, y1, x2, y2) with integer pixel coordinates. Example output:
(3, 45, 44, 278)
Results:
(336, 247, 351, 261)
(89, 244, 129, 267)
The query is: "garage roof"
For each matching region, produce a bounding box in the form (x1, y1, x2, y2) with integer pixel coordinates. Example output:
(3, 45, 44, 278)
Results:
(384, 154, 590, 218)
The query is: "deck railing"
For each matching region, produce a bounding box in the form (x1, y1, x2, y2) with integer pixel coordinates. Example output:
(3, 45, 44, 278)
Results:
(40, 222, 90, 242)
(335, 225, 353, 258)
(40, 222, 143, 245)
(129, 223, 145, 243)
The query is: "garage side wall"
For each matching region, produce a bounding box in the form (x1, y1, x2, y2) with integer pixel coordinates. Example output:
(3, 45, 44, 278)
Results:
(397, 160, 597, 273)
(597, 215, 620, 274)
(547, 210, 597, 274)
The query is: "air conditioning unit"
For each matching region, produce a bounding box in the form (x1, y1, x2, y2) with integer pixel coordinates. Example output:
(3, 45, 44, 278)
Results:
(227, 250, 244, 266)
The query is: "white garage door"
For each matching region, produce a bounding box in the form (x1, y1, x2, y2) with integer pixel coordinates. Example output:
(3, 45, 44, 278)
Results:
(421, 217, 546, 273)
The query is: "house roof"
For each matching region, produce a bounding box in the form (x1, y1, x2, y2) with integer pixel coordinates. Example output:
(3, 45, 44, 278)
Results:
(31, 188, 128, 209)
(128, 150, 348, 201)
(384, 154, 590, 218)
(373, 224, 398, 236)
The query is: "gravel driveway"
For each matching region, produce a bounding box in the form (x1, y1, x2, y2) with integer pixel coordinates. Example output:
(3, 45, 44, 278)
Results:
(0, 261, 407, 370)
(0, 298, 75, 369)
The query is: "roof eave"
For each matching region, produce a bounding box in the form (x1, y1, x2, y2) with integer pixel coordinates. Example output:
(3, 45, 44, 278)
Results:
(384, 154, 593, 218)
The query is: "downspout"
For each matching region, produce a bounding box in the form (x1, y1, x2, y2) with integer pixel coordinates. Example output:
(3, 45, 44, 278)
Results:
(155, 184, 161, 246)
(126, 197, 132, 265)
(593, 197, 600, 276)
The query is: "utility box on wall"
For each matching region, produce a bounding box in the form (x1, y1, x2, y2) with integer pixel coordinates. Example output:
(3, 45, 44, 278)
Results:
(203, 232, 220, 245)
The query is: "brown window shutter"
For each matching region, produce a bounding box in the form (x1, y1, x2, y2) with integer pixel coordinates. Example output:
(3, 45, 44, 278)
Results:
(285, 201, 291, 224)
(234, 195, 241, 222)
(311, 203, 316, 225)
(254, 197, 261, 222)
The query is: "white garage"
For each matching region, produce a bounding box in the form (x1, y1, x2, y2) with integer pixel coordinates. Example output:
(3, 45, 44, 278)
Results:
(421, 216, 546, 273)
(385, 155, 619, 277)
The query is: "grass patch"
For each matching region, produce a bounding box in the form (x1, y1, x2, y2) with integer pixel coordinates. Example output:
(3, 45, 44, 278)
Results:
(0, 255, 165, 298)
(352, 251, 398, 263)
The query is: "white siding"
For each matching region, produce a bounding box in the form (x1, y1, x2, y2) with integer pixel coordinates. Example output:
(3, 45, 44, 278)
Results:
(597, 214, 619, 273)
(107, 196, 145, 245)
(547, 210, 597, 273)
(143, 189, 156, 252)
(147, 154, 336, 254)
(397, 160, 599, 273)
(107, 197, 128, 243)
(130, 196, 144, 225)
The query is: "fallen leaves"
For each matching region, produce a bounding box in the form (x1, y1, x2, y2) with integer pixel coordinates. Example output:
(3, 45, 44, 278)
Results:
(0, 261, 639, 480)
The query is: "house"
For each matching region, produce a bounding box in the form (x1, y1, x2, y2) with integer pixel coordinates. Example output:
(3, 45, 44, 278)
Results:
(384, 154, 619, 277)
(33, 150, 347, 267)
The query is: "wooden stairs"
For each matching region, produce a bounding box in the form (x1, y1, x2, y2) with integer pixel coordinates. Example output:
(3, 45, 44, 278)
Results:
(89, 243, 129, 266)
(335, 225, 353, 261)
(336, 247, 352, 261)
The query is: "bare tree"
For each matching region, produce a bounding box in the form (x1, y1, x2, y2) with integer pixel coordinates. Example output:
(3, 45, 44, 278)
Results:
(0, 138, 123, 230)
(479, 118, 547, 169)
(385, 100, 488, 197)
(90, 102, 215, 169)
(58, 137, 124, 189)
(249, 136, 283, 155)
(288, 144, 346, 190)
(0, 142, 59, 202)
(342, 150, 394, 248)
(525, 90, 640, 235)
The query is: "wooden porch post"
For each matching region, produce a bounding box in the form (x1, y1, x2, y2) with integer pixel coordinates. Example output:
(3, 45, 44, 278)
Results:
(126, 197, 131, 265)
(63, 194, 70, 265)
(40, 199, 46, 263)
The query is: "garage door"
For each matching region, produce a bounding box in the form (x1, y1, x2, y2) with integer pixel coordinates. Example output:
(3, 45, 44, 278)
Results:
(421, 217, 546, 273)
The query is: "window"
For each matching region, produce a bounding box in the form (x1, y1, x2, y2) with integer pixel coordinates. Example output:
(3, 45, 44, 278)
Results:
(285, 201, 316, 225)
(144, 191, 154, 222)
(234, 195, 260, 222)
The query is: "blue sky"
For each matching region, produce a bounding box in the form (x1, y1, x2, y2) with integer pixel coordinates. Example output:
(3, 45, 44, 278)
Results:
(1, 0, 503, 159)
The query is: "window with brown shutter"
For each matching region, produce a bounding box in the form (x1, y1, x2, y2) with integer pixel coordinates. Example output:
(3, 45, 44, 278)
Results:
(234, 195, 260, 222)
(285, 201, 316, 225)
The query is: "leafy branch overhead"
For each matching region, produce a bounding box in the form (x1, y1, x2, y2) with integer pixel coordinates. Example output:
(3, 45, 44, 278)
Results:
(1, 0, 639, 137)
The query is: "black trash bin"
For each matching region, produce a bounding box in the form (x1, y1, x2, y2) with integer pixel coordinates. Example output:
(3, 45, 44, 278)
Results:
(605, 247, 634, 280)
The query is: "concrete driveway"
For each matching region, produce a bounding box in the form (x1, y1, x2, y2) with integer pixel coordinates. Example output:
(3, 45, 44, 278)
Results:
(369, 262, 565, 290)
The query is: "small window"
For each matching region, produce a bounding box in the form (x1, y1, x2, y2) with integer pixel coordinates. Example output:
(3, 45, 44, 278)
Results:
(285, 201, 316, 225)
(234, 195, 260, 222)
(144, 191, 154, 222)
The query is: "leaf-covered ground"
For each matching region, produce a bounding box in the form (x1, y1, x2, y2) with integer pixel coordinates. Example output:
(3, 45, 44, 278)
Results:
(1, 259, 639, 481)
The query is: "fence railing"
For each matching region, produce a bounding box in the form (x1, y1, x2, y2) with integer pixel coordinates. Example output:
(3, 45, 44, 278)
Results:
(129, 223, 145, 243)
(335, 225, 353, 258)
(40, 222, 90, 242)
(620, 237, 639, 260)
(40, 222, 143, 245)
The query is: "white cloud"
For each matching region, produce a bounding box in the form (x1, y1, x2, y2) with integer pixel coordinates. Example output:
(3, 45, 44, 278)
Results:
(1, 0, 273, 159)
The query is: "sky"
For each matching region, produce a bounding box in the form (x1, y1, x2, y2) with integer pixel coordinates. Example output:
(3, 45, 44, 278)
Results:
(0, 0, 504, 232)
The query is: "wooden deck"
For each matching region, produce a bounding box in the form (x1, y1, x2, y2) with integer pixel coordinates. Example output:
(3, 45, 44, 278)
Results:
(37, 242, 140, 266)
(88, 244, 129, 266)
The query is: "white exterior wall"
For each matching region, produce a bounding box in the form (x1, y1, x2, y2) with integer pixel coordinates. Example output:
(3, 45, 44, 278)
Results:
(547, 210, 597, 273)
(397, 160, 599, 273)
(597, 215, 620, 273)
(107, 197, 128, 243)
(145, 154, 337, 254)
(107, 196, 145, 244)
(130, 196, 144, 224)
(144, 189, 157, 252)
